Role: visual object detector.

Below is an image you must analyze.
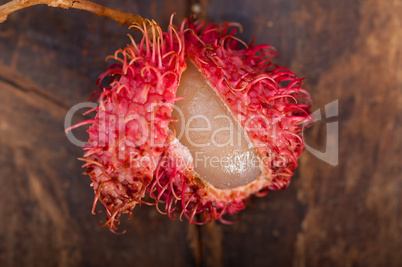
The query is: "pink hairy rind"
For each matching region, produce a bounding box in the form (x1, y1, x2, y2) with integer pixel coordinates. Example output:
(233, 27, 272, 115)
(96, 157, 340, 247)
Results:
(142, 20, 311, 225)
(83, 19, 186, 231)
(184, 19, 312, 190)
(81, 17, 312, 230)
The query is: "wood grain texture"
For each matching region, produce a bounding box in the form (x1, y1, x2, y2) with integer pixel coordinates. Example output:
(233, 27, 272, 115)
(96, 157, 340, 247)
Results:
(0, 0, 400, 266)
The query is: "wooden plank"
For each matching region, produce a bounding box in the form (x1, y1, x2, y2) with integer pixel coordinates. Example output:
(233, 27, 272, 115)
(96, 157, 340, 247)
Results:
(0, 0, 400, 266)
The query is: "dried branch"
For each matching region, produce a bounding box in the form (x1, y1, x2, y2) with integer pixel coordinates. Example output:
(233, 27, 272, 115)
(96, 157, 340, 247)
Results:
(0, 0, 144, 26)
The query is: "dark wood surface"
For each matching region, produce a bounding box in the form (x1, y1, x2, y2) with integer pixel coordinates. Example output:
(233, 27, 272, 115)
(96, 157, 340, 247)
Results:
(0, 0, 400, 266)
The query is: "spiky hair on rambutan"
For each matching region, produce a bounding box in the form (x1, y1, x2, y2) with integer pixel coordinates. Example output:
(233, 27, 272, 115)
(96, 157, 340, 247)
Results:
(78, 16, 312, 232)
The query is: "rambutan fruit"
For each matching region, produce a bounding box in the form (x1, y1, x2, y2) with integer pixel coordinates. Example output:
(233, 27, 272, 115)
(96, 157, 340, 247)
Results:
(80, 16, 312, 231)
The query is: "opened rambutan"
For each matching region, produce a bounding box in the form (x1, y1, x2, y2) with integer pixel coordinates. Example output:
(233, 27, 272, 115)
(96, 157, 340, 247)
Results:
(80, 16, 312, 231)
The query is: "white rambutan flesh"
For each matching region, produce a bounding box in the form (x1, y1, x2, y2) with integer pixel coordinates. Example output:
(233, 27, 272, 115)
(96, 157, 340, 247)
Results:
(172, 61, 261, 189)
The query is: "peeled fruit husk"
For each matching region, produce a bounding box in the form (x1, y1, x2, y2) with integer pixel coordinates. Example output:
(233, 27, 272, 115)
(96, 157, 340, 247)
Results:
(80, 17, 312, 232)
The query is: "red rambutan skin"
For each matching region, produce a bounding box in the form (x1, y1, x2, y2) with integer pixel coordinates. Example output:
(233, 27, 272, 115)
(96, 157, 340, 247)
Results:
(185, 20, 311, 190)
(82, 19, 186, 231)
(148, 20, 312, 225)
(80, 17, 312, 231)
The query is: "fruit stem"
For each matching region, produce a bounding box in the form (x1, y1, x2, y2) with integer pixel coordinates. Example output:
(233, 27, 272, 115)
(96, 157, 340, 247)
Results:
(0, 0, 143, 26)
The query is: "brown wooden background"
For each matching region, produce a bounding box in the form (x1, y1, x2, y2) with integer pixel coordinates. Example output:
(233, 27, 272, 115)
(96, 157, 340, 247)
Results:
(0, 0, 400, 266)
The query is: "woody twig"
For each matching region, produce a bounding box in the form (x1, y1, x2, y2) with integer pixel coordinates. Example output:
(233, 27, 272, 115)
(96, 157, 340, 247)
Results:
(0, 0, 143, 26)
